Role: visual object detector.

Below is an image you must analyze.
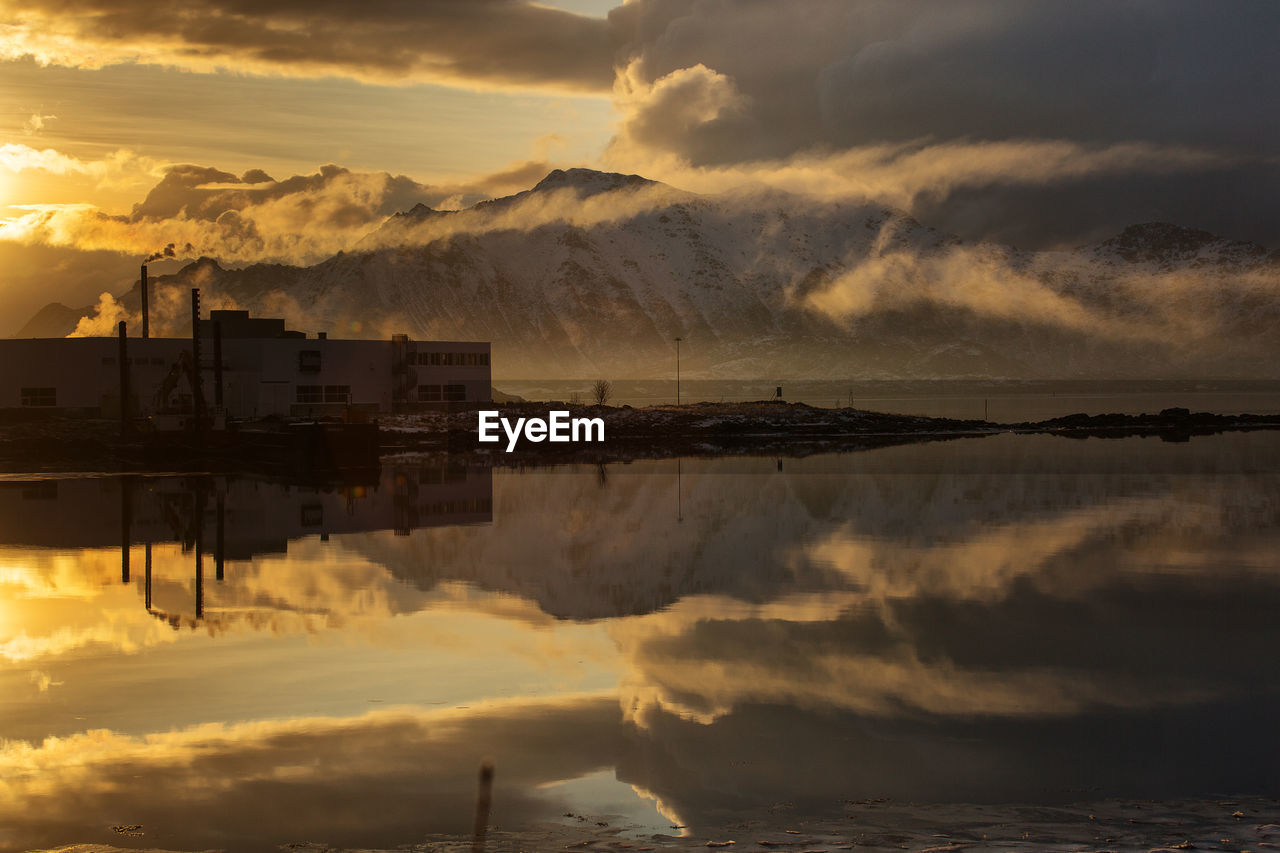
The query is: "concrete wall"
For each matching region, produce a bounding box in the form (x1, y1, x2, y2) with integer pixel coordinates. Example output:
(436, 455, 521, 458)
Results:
(0, 335, 492, 418)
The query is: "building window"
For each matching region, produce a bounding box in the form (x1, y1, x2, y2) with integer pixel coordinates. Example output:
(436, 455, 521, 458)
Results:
(296, 385, 324, 403)
(324, 385, 350, 403)
(300, 504, 323, 527)
(20, 481, 59, 500)
(298, 350, 322, 373)
(418, 351, 488, 367)
(20, 387, 56, 407)
(418, 384, 442, 402)
(444, 384, 466, 402)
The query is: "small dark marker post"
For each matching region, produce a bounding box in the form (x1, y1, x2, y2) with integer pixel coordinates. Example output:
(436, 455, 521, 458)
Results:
(472, 761, 495, 853)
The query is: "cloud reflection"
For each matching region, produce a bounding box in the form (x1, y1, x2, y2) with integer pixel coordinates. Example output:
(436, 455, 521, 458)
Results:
(0, 695, 621, 852)
(2, 439, 1280, 844)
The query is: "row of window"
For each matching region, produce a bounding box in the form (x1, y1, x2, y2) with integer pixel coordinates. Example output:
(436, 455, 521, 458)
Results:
(102, 356, 169, 367)
(18, 383, 473, 408)
(296, 385, 351, 404)
(418, 384, 467, 402)
(412, 352, 489, 367)
(20, 387, 56, 407)
(1, 481, 59, 499)
(303, 497, 491, 528)
(407, 498, 493, 515)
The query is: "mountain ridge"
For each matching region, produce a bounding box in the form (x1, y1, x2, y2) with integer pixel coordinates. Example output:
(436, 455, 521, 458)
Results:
(16, 169, 1280, 379)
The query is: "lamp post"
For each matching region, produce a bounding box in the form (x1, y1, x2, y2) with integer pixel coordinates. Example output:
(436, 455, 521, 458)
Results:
(675, 337, 682, 406)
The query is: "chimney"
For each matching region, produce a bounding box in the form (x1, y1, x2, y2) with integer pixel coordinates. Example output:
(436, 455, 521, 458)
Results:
(190, 288, 206, 423)
(140, 264, 150, 339)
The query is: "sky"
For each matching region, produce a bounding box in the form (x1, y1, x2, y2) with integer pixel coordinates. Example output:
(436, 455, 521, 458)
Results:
(2, 0, 1279, 324)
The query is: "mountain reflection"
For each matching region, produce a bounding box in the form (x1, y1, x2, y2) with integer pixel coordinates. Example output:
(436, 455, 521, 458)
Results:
(1, 433, 1278, 851)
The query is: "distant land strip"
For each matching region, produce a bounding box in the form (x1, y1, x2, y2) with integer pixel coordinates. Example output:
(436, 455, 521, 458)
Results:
(1, 402, 1279, 474)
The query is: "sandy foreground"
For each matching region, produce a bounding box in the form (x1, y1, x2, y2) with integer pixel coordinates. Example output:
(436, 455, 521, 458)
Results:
(28, 797, 1280, 853)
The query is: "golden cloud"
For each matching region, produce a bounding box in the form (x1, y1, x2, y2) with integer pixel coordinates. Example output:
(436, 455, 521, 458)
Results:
(0, 0, 614, 93)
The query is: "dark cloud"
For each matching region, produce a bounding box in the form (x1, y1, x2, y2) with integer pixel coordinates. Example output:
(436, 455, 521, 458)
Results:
(610, 0, 1280, 158)
(604, 0, 1280, 246)
(5, 0, 615, 91)
(9, 0, 1280, 246)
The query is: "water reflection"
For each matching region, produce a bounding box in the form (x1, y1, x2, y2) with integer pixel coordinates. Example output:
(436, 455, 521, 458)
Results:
(1, 433, 1278, 851)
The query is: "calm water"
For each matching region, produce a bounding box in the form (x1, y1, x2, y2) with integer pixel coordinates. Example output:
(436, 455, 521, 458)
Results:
(1, 433, 1279, 851)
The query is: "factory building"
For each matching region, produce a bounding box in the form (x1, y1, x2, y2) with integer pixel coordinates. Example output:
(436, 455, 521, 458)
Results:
(0, 298, 491, 419)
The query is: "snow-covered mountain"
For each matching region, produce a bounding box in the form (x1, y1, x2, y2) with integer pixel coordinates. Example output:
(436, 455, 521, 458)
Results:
(22, 169, 1280, 378)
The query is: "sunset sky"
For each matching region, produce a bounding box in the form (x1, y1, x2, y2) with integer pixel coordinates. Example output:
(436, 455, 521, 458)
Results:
(2, 0, 1278, 324)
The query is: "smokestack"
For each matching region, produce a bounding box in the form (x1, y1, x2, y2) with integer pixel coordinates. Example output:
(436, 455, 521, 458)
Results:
(118, 320, 131, 438)
(213, 319, 224, 409)
(191, 288, 206, 425)
(140, 265, 150, 339)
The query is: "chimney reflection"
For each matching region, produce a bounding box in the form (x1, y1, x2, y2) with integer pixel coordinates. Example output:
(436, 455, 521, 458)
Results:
(0, 463, 493, 625)
(215, 494, 225, 582)
(120, 476, 133, 584)
(194, 488, 205, 619)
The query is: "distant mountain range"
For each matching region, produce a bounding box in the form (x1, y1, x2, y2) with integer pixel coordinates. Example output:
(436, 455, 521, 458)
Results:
(16, 168, 1280, 379)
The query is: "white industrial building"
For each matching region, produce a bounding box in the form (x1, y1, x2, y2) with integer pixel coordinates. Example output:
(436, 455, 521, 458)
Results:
(0, 307, 491, 418)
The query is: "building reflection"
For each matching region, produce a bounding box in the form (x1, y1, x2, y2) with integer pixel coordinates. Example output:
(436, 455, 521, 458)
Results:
(0, 461, 492, 622)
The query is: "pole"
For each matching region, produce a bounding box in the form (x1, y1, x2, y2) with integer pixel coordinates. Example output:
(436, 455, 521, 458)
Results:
(215, 493, 225, 581)
(118, 320, 130, 438)
(213, 319, 224, 411)
(140, 264, 150, 339)
(190, 288, 206, 427)
(120, 476, 132, 583)
(472, 761, 495, 853)
(675, 337, 682, 406)
(194, 488, 205, 619)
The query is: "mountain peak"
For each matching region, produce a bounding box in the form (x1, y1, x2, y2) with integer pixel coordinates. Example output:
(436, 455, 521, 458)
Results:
(531, 168, 655, 196)
(12, 302, 89, 338)
(1095, 221, 1267, 264)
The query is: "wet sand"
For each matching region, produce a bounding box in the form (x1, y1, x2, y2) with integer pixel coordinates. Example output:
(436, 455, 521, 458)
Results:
(31, 796, 1280, 853)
